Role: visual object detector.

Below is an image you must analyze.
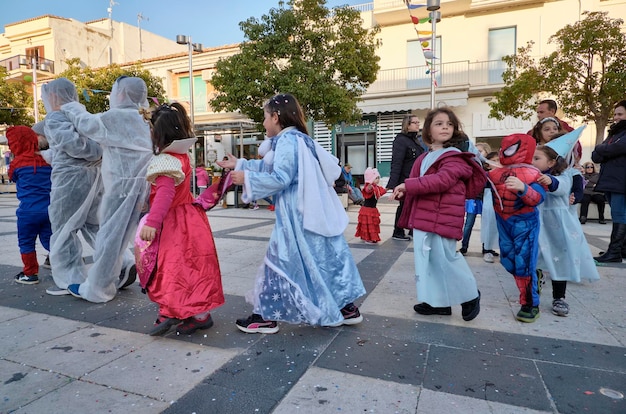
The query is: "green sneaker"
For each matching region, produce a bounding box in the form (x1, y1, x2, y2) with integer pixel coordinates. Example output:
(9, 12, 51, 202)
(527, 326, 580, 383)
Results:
(536, 269, 545, 295)
(516, 305, 540, 323)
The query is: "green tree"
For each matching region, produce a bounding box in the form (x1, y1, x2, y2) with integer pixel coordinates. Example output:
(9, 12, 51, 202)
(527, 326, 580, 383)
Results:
(210, 0, 380, 126)
(57, 58, 167, 114)
(489, 11, 626, 144)
(0, 68, 35, 125)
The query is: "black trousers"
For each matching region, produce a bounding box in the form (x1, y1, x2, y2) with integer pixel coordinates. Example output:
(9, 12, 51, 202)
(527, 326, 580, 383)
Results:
(579, 193, 606, 220)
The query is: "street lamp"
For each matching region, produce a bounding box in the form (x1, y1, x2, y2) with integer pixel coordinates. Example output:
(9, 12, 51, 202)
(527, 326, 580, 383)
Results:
(20, 56, 48, 121)
(175, 35, 203, 128)
(427, 0, 441, 109)
(176, 35, 202, 195)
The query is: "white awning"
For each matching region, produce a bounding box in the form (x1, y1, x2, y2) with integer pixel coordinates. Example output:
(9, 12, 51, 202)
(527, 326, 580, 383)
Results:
(358, 90, 468, 114)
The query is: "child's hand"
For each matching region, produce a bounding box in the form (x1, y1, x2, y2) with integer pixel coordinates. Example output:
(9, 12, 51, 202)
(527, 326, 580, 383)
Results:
(537, 174, 553, 186)
(504, 176, 525, 192)
(392, 183, 406, 200)
(140, 225, 157, 241)
(230, 171, 245, 185)
(217, 153, 237, 170)
(569, 193, 575, 205)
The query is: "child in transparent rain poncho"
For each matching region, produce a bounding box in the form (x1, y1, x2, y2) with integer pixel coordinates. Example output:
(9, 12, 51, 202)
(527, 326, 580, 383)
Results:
(41, 78, 103, 295)
(61, 76, 153, 302)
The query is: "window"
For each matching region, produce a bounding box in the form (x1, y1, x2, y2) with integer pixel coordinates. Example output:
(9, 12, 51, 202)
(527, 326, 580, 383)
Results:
(178, 75, 207, 113)
(488, 27, 516, 84)
(407, 37, 441, 89)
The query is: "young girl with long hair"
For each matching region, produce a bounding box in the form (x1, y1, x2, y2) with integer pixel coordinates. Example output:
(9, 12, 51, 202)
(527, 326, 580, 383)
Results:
(393, 107, 485, 321)
(534, 143, 599, 317)
(218, 93, 365, 333)
(138, 103, 224, 335)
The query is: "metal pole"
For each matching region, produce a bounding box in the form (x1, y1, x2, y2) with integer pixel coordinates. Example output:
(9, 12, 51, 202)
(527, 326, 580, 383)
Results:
(32, 57, 38, 122)
(187, 39, 197, 196)
(430, 15, 436, 109)
(427, 0, 441, 110)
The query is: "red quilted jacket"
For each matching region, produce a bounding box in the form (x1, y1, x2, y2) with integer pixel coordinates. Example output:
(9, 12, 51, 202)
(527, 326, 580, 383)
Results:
(398, 150, 487, 240)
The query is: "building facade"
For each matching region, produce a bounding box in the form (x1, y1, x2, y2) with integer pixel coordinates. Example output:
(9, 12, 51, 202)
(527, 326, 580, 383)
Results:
(2, 1, 625, 181)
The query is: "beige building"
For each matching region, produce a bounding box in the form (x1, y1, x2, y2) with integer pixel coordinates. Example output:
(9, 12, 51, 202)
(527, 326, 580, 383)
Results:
(2, 1, 625, 178)
(124, 0, 626, 177)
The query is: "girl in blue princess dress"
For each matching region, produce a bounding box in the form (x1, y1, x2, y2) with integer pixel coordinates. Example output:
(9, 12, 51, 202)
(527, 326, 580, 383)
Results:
(533, 143, 599, 317)
(218, 93, 365, 333)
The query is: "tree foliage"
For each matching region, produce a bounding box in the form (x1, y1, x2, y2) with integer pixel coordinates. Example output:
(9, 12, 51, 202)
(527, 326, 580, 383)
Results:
(57, 58, 167, 114)
(210, 0, 380, 126)
(489, 11, 626, 144)
(0, 68, 35, 126)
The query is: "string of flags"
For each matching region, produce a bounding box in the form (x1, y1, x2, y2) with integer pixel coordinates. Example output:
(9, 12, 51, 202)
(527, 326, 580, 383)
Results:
(403, 0, 439, 87)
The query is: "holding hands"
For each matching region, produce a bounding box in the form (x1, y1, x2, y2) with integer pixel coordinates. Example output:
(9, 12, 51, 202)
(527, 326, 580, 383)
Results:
(536, 174, 553, 187)
(505, 176, 525, 193)
(217, 153, 244, 185)
(392, 183, 406, 200)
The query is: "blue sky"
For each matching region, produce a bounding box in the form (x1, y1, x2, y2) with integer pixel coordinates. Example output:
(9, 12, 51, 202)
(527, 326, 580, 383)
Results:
(0, 0, 367, 48)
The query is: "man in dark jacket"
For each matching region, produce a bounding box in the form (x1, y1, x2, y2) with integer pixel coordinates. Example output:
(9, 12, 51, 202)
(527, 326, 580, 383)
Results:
(386, 114, 425, 240)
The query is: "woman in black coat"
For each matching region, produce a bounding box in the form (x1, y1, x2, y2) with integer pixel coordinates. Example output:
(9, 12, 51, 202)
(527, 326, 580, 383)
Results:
(592, 100, 626, 262)
(386, 114, 425, 240)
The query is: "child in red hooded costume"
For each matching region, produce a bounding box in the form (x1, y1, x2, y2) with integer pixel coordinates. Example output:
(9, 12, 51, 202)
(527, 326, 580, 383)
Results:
(6, 125, 53, 285)
(488, 133, 547, 322)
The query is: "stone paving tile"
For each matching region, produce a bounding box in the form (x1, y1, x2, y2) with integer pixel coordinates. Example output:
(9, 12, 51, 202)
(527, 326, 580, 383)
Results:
(10, 380, 170, 414)
(416, 388, 552, 414)
(86, 339, 240, 403)
(273, 367, 420, 414)
(0, 360, 73, 414)
(0, 194, 625, 413)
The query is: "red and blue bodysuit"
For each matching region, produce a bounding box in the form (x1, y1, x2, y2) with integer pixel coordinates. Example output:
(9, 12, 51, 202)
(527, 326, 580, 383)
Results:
(488, 134, 546, 308)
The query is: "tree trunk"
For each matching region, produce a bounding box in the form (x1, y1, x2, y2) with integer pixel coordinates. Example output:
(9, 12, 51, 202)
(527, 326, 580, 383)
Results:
(595, 119, 609, 146)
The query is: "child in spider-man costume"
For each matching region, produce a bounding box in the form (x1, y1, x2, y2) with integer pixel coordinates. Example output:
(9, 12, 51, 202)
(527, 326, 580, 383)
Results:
(489, 133, 547, 323)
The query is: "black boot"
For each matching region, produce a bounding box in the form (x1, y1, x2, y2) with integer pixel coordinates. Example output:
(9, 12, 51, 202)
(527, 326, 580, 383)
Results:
(595, 223, 626, 263)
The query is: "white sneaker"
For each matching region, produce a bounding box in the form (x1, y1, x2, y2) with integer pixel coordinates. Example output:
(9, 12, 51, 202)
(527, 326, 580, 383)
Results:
(46, 286, 70, 296)
(483, 252, 494, 263)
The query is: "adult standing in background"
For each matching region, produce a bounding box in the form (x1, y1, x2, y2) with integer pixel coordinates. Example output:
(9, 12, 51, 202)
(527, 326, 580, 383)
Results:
(528, 99, 574, 136)
(386, 114, 425, 241)
(592, 100, 626, 263)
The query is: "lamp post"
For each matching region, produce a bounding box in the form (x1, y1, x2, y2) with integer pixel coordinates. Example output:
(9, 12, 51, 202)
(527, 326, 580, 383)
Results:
(427, 0, 441, 109)
(20, 56, 48, 122)
(176, 35, 202, 195)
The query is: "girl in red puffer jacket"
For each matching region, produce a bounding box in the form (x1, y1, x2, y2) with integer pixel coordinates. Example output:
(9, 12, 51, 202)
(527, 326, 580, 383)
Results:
(392, 108, 486, 322)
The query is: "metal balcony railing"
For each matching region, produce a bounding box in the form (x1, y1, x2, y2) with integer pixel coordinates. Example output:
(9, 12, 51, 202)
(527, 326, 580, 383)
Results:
(365, 59, 506, 95)
(0, 54, 55, 74)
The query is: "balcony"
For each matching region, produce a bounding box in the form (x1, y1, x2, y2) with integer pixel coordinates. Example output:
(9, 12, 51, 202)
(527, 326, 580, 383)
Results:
(364, 59, 506, 96)
(0, 55, 55, 81)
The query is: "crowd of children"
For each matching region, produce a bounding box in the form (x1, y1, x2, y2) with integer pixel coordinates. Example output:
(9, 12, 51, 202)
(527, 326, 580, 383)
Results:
(6, 83, 609, 334)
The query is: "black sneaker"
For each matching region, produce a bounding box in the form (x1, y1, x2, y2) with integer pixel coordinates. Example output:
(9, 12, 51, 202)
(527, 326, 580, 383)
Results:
(14, 272, 39, 285)
(42, 255, 51, 269)
(459, 247, 468, 256)
(461, 290, 480, 321)
(177, 314, 214, 335)
(340, 303, 363, 325)
(515, 305, 540, 323)
(413, 303, 452, 315)
(149, 315, 181, 336)
(392, 234, 411, 241)
(118, 265, 137, 289)
(235, 313, 279, 334)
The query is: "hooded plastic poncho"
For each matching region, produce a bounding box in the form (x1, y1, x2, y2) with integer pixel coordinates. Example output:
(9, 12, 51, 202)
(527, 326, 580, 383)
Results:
(42, 78, 103, 289)
(61, 76, 153, 302)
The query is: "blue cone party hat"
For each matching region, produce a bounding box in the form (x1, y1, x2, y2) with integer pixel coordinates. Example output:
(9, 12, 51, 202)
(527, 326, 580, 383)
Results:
(546, 125, 586, 158)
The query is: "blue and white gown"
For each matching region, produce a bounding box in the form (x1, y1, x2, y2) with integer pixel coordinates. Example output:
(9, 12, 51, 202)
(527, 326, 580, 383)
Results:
(537, 168, 600, 283)
(237, 127, 365, 326)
